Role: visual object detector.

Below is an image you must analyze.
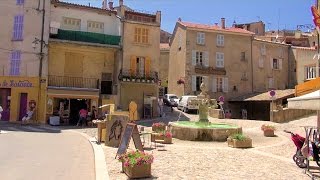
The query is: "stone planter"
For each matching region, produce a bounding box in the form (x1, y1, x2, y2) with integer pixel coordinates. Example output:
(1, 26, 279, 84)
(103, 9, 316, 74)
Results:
(152, 126, 166, 132)
(123, 163, 151, 179)
(263, 129, 275, 137)
(151, 133, 164, 142)
(163, 137, 172, 144)
(231, 138, 252, 148)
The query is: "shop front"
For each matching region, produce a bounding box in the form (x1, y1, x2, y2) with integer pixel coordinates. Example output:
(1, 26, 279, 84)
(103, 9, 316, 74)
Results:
(46, 88, 99, 125)
(0, 76, 40, 122)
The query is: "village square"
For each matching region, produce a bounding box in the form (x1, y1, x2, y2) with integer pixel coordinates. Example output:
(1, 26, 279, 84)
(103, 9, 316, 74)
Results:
(0, 0, 320, 179)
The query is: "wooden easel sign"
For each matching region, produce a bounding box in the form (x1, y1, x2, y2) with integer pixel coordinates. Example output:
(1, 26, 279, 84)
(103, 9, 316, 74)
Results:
(115, 123, 144, 158)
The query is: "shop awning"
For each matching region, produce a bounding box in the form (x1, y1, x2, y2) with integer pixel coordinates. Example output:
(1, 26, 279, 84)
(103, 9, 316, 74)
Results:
(288, 90, 320, 110)
(229, 89, 295, 102)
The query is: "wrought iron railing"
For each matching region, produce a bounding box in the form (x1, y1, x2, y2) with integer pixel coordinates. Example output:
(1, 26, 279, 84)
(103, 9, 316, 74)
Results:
(48, 75, 99, 89)
(118, 69, 158, 83)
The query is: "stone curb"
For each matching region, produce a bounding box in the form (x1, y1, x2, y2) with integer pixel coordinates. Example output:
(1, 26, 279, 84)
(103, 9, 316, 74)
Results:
(65, 129, 110, 180)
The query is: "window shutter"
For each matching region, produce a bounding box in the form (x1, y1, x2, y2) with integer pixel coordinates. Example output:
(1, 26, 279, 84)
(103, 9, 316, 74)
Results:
(202, 33, 205, 44)
(223, 77, 228, 93)
(196, 33, 200, 44)
(202, 76, 209, 89)
(145, 56, 151, 77)
(212, 77, 217, 92)
(221, 35, 224, 46)
(130, 56, 137, 76)
(215, 53, 219, 67)
(192, 76, 196, 91)
(204, 51, 209, 67)
(279, 59, 282, 70)
(192, 50, 196, 66)
(221, 53, 224, 67)
(270, 58, 273, 69)
(259, 57, 264, 68)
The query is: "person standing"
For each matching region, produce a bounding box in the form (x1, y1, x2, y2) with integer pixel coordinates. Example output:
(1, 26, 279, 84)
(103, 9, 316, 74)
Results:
(0, 105, 3, 121)
(158, 97, 164, 117)
(91, 106, 97, 120)
(77, 107, 88, 127)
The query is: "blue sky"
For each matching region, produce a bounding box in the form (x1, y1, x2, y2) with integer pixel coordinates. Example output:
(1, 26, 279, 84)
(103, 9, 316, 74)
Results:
(65, 0, 316, 33)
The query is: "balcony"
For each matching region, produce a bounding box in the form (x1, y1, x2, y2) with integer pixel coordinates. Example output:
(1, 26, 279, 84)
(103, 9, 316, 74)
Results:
(118, 69, 158, 83)
(50, 29, 121, 46)
(48, 75, 99, 89)
(194, 65, 226, 75)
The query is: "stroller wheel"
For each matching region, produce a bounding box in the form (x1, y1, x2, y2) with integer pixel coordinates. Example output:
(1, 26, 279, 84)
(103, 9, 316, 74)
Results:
(295, 156, 307, 168)
(316, 160, 320, 167)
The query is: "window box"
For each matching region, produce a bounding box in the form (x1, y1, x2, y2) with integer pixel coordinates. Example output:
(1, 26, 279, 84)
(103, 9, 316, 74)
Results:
(123, 163, 151, 179)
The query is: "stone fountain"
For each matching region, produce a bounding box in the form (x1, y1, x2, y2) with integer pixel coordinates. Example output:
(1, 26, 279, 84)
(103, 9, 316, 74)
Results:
(170, 81, 242, 141)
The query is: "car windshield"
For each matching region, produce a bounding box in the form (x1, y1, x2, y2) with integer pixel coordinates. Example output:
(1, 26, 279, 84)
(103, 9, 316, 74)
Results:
(170, 96, 178, 99)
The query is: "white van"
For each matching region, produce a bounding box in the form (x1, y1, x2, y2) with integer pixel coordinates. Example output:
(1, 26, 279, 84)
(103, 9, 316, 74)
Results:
(177, 95, 198, 113)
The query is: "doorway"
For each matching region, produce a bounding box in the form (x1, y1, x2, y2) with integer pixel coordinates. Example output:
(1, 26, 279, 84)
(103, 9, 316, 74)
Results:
(69, 99, 89, 125)
(0, 88, 11, 121)
(18, 93, 28, 121)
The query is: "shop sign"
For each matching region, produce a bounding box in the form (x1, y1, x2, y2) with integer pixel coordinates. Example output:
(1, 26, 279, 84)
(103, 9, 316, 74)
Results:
(0, 80, 33, 88)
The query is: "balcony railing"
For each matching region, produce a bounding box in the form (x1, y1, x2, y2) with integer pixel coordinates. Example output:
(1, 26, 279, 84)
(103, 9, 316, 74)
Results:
(194, 65, 226, 75)
(48, 75, 99, 89)
(118, 69, 158, 83)
(50, 29, 121, 46)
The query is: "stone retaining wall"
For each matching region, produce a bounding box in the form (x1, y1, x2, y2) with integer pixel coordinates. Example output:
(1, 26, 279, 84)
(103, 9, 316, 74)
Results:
(272, 108, 316, 123)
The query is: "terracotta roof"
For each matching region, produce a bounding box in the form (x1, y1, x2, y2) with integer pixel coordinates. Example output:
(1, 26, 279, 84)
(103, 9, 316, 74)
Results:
(178, 21, 255, 35)
(160, 43, 170, 50)
(51, 0, 117, 14)
(229, 89, 295, 102)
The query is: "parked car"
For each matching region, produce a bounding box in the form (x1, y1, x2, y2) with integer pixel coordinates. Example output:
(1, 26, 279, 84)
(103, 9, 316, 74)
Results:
(177, 95, 198, 113)
(163, 94, 179, 107)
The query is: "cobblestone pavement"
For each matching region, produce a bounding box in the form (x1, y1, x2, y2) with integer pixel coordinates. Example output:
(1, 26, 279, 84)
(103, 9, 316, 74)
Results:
(74, 107, 319, 180)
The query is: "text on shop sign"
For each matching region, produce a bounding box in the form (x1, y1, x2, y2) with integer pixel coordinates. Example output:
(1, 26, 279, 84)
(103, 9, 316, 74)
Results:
(0, 80, 33, 87)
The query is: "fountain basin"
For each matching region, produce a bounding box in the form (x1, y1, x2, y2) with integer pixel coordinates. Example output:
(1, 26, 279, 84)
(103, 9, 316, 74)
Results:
(170, 121, 242, 141)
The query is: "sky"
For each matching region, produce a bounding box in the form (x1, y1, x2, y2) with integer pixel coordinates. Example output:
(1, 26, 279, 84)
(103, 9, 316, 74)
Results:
(65, 0, 317, 33)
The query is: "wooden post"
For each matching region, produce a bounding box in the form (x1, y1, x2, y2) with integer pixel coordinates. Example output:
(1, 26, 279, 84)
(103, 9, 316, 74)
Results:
(317, 110, 320, 129)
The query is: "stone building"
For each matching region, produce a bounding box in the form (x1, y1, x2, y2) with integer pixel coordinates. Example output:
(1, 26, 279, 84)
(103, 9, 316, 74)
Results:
(0, 0, 49, 123)
(235, 21, 265, 36)
(168, 18, 254, 115)
(116, 2, 161, 119)
(159, 43, 170, 95)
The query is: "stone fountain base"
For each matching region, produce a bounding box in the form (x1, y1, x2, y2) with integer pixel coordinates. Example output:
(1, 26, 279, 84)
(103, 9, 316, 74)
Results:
(170, 122, 242, 141)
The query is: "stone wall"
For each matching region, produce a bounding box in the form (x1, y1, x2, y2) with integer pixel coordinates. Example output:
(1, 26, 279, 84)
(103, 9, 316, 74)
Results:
(272, 108, 316, 123)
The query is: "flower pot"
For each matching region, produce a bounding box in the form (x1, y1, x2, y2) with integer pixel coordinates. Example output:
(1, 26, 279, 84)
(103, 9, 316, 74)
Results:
(227, 137, 233, 147)
(132, 78, 135, 82)
(152, 126, 166, 132)
(151, 133, 164, 142)
(147, 80, 150, 83)
(123, 163, 151, 179)
(137, 79, 141, 82)
(163, 137, 172, 144)
(142, 80, 145, 82)
(122, 78, 126, 81)
(263, 129, 275, 137)
(231, 138, 252, 148)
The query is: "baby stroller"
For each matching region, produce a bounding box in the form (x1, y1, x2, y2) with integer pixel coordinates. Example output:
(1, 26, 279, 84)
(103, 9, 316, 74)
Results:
(284, 130, 320, 168)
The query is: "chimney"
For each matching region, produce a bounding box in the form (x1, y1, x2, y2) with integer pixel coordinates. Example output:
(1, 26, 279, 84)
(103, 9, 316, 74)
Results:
(221, 18, 226, 29)
(119, 0, 123, 6)
(178, 17, 182, 22)
(102, 0, 107, 9)
(295, 30, 301, 39)
(108, 0, 114, 9)
(232, 20, 236, 28)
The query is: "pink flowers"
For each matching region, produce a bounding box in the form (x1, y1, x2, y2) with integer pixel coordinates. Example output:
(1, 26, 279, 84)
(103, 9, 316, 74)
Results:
(159, 131, 172, 138)
(177, 78, 185, 85)
(152, 122, 166, 132)
(118, 150, 154, 167)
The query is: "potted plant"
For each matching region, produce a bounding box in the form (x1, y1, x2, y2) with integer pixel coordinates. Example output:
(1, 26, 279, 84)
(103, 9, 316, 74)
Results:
(152, 122, 166, 132)
(228, 133, 252, 148)
(261, 124, 276, 137)
(160, 131, 172, 144)
(118, 150, 154, 179)
(177, 78, 185, 85)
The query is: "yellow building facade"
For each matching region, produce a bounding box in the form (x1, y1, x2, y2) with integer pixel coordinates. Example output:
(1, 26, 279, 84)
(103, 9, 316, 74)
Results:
(0, 76, 46, 123)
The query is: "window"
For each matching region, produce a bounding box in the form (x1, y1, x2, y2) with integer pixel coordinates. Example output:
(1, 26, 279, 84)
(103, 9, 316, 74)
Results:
(13, 15, 24, 40)
(241, 52, 246, 61)
(196, 76, 203, 91)
(62, 17, 81, 31)
(16, 0, 24, 5)
(255, 28, 259, 34)
(217, 34, 224, 46)
(134, 27, 149, 44)
(87, 21, 104, 33)
(268, 78, 273, 89)
(216, 52, 224, 68)
(196, 52, 203, 66)
(101, 81, 112, 94)
(197, 32, 205, 45)
(10, 51, 21, 75)
(271, 58, 282, 70)
(136, 57, 145, 76)
(216, 77, 223, 92)
(261, 45, 266, 55)
(258, 57, 264, 68)
(305, 66, 316, 80)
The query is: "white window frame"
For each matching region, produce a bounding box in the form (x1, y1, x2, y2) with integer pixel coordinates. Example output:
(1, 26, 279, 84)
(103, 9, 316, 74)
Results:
(197, 32, 205, 45)
(196, 51, 203, 66)
(217, 34, 224, 46)
(305, 66, 317, 80)
(216, 52, 224, 68)
(87, 21, 104, 33)
(271, 58, 282, 70)
(62, 17, 81, 31)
